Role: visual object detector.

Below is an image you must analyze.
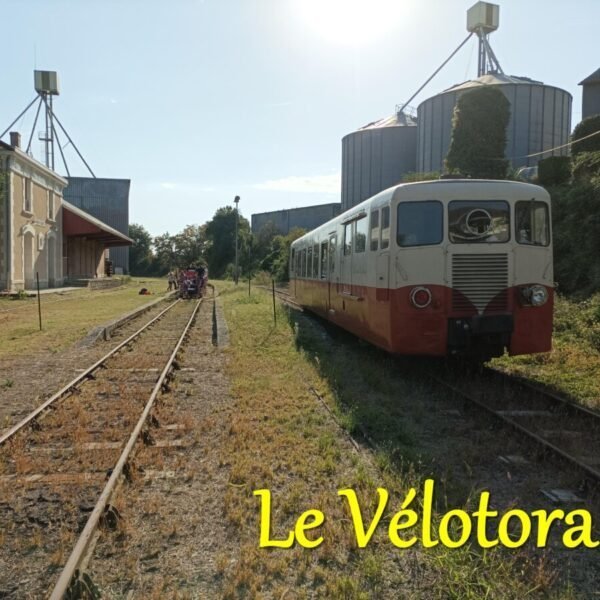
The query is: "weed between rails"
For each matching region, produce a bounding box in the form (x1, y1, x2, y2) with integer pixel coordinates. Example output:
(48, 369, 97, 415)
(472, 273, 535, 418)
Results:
(215, 283, 562, 599)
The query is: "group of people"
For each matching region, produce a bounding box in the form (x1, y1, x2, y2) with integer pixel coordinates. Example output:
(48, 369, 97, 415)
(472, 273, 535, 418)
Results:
(167, 266, 208, 296)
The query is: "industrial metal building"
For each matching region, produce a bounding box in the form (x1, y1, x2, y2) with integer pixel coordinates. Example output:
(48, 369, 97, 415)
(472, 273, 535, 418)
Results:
(580, 68, 600, 119)
(251, 203, 341, 235)
(63, 177, 131, 274)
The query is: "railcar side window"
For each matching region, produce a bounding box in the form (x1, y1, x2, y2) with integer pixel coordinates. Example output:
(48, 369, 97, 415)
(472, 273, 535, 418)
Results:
(370, 210, 379, 251)
(329, 236, 336, 274)
(381, 207, 390, 249)
(344, 223, 352, 255)
(307, 246, 313, 278)
(449, 200, 509, 243)
(295, 250, 300, 275)
(290, 249, 295, 274)
(516, 201, 550, 246)
(397, 201, 443, 246)
(355, 217, 367, 253)
(313, 243, 319, 277)
(320, 241, 328, 278)
(301, 248, 306, 278)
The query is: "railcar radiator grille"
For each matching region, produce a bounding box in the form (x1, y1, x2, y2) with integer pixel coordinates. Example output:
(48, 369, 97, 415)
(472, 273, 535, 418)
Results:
(451, 254, 509, 312)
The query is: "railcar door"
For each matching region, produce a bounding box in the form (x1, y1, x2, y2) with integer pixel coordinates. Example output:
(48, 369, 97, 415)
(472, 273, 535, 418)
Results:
(341, 222, 353, 295)
(327, 234, 337, 310)
(376, 254, 389, 301)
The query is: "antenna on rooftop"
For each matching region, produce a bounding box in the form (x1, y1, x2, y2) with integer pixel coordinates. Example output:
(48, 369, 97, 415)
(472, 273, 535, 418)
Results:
(467, 1, 503, 76)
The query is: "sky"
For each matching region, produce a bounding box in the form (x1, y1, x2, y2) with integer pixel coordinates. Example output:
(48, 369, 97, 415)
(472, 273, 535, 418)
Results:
(2, 0, 598, 236)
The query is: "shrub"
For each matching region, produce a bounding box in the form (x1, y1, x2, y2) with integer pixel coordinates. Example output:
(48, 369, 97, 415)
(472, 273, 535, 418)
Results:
(538, 156, 571, 186)
(571, 115, 600, 156)
(445, 86, 510, 179)
(572, 150, 600, 182)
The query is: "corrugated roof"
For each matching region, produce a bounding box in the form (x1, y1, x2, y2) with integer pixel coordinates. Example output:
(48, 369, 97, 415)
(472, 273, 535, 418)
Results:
(62, 200, 133, 245)
(579, 68, 600, 85)
(358, 111, 417, 130)
(444, 73, 544, 93)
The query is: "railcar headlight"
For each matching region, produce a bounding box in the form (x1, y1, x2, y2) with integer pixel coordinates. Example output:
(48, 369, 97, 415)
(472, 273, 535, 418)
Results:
(521, 284, 548, 307)
(530, 285, 548, 306)
(410, 286, 432, 309)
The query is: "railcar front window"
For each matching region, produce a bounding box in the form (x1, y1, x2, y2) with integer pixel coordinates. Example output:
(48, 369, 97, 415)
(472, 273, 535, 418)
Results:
(449, 200, 509, 243)
(516, 201, 550, 246)
(397, 201, 443, 247)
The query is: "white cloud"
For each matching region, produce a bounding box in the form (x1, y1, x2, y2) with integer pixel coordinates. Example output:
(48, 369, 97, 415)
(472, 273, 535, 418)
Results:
(253, 172, 340, 194)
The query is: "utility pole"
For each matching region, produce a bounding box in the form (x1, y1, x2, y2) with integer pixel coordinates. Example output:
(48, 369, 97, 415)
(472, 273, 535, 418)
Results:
(234, 196, 240, 285)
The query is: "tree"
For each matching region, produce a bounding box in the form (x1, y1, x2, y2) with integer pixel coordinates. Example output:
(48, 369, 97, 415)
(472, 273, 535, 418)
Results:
(445, 86, 510, 179)
(261, 227, 305, 282)
(205, 206, 251, 278)
(172, 224, 208, 267)
(128, 223, 154, 275)
(153, 233, 178, 275)
(571, 115, 600, 156)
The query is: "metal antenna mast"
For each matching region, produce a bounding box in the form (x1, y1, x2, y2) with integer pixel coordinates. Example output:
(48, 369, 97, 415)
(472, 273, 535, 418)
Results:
(0, 70, 95, 178)
(467, 2, 503, 76)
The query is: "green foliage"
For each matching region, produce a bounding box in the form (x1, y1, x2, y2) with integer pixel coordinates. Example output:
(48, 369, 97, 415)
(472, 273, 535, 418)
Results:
(445, 86, 510, 179)
(259, 227, 305, 282)
(402, 171, 440, 183)
(551, 180, 600, 296)
(572, 150, 600, 183)
(128, 223, 154, 275)
(205, 206, 251, 278)
(571, 115, 600, 156)
(537, 156, 571, 186)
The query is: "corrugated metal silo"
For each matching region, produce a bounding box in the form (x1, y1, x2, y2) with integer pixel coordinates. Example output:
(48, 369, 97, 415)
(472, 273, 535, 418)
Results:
(341, 112, 417, 212)
(417, 74, 572, 173)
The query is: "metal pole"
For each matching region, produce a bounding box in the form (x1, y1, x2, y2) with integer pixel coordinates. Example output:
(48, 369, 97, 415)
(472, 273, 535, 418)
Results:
(234, 196, 240, 285)
(272, 279, 276, 325)
(0, 96, 39, 140)
(36, 272, 42, 331)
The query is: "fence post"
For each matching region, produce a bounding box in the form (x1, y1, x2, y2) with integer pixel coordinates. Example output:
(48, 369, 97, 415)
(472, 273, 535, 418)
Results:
(272, 279, 277, 325)
(248, 275, 251, 297)
(36, 271, 42, 331)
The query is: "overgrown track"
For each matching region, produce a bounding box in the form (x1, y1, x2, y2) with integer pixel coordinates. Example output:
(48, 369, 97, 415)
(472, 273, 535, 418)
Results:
(269, 287, 600, 487)
(0, 298, 201, 599)
(433, 366, 600, 485)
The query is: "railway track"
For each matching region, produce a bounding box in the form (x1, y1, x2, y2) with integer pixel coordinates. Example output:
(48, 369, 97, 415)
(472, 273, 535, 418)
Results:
(0, 297, 201, 598)
(432, 366, 600, 486)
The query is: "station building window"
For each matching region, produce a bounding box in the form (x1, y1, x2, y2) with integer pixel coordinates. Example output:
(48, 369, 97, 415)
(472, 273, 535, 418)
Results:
(23, 178, 32, 213)
(48, 190, 55, 220)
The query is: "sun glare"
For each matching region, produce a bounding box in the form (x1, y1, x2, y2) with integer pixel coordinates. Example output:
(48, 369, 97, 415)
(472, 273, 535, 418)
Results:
(294, 0, 404, 46)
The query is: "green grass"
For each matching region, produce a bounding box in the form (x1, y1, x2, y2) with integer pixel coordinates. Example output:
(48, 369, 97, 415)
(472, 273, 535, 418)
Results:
(493, 293, 600, 410)
(0, 277, 168, 358)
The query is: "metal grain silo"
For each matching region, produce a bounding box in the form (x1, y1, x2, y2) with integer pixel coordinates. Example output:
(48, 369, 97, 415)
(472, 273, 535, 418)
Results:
(416, 74, 572, 173)
(341, 112, 417, 211)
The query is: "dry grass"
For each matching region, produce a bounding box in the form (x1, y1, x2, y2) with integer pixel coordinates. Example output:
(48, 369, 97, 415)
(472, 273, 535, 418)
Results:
(0, 277, 168, 359)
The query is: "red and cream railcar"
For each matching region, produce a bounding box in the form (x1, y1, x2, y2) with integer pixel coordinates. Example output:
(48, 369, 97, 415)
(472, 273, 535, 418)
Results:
(289, 179, 553, 358)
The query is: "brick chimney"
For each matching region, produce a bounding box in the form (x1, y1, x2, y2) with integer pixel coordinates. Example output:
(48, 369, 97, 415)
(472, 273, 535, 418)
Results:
(9, 131, 21, 148)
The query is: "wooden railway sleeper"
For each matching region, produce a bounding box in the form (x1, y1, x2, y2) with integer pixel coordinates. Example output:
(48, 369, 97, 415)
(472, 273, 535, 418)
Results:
(64, 570, 101, 600)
